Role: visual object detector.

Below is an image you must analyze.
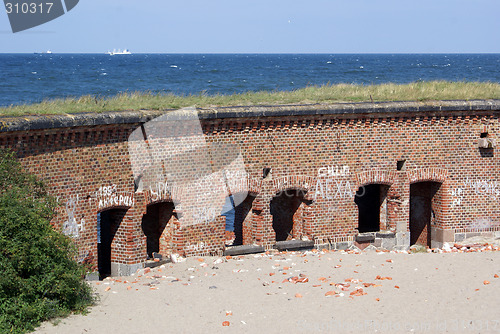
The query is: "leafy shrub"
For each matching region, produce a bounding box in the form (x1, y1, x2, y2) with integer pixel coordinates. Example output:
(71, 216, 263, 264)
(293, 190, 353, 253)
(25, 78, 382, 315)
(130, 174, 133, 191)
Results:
(0, 149, 95, 333)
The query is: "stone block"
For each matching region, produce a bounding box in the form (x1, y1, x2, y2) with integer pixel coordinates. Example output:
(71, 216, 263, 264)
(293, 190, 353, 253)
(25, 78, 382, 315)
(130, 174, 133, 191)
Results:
(373, 238, 383, 248)
(454, 233, 466, 242)
(495, 231, 500, 239)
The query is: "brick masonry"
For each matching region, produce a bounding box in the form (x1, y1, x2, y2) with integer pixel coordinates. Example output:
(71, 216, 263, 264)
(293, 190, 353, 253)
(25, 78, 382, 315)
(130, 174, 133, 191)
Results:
(1, 100, 499, 275)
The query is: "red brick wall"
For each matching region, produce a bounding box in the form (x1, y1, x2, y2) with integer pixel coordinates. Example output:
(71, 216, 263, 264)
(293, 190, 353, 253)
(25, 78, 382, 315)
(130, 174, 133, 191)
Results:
(1, 105, 499, 272)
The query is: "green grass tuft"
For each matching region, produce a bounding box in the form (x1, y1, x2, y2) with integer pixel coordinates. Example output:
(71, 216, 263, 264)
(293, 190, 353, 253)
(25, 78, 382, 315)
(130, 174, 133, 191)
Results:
(0, 81, 499, 116)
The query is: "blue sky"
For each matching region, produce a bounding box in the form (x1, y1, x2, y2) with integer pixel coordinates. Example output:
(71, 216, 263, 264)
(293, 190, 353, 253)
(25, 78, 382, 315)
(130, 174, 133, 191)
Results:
(1, 0, 499, 53)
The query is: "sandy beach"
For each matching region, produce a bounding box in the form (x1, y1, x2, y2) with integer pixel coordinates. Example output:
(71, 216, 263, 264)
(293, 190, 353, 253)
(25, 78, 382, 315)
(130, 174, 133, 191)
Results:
(35, 246, 500, 334)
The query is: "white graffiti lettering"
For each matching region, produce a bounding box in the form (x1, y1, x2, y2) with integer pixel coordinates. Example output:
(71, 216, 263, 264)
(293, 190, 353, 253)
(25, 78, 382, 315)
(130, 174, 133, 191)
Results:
(317, 165, 350, 177)
(96, 184, 135, 209)
(315, 179, 354, 200)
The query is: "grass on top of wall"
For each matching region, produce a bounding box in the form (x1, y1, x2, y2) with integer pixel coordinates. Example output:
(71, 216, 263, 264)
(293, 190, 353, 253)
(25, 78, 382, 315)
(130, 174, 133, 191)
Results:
(1, 81, 500, 116)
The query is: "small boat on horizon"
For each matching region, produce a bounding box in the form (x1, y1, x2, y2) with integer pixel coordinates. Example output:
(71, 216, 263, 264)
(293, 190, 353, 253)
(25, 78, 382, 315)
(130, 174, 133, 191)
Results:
(107, 49, 131, 55)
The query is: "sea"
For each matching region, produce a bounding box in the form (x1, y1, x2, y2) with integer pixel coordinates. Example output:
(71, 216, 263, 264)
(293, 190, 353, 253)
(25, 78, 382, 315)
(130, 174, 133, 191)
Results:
(1, 53, 499, 107)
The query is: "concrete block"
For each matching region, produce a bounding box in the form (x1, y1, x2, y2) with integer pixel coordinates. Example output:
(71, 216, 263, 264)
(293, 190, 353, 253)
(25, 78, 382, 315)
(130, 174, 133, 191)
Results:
(495, 231, 500, 239)
(433, 228, 455, 243)
(393, 245, 409, 251)
(396, 222, 407, 232)
(373, 238, 383, 248)
(355, 233, 375, 243)
(364, 245, 378, 252)
(85, 272, 99, 281)
(381, 237, 396, 250)
(454, 233, 466, 242)
(274, 240, 314, 251)
(111, 262, 144, 277)
(431, 240, 443, 249)
(466, 232, 481, 239)
(224, 245, 265, 256)
(376, 231, 396, 238)
(335, 242, 350, 250)
(348, 244, 361, 251)
(396, 232, 410, 246)
(480, 232, 494, 238)
(314, 243, 333, 251)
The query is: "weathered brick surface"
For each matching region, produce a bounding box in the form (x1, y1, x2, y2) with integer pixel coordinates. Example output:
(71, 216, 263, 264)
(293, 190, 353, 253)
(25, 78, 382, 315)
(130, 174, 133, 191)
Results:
(1, 101, 499, 274)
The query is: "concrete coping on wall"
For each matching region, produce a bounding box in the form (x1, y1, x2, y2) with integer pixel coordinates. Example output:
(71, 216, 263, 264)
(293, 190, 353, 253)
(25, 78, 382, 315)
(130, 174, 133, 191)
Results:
(1, 99, 500, 132)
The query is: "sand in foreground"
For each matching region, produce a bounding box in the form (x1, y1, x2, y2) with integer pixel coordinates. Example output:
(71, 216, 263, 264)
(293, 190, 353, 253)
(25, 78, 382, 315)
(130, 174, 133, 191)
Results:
(35, 249, 500, 334)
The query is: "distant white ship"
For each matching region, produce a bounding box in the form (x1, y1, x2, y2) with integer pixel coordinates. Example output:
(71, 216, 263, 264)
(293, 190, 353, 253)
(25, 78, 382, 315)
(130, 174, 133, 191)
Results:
(107, 49, 131, 55)
(34, 50, 52, 54)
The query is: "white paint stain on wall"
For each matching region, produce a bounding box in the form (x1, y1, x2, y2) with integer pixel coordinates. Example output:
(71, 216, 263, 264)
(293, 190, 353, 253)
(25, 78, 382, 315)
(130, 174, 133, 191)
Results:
(62, 195, 84, 238)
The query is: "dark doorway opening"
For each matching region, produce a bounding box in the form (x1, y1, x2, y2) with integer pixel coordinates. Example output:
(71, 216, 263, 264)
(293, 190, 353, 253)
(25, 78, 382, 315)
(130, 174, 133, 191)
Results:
(222, 194, 256, 246)
(410, 182, 440, 247)
(141, 202, 175, 258)
(98, 208, 127, 280)
(355, 184, 389, 233)
(270, 189, 311, 242)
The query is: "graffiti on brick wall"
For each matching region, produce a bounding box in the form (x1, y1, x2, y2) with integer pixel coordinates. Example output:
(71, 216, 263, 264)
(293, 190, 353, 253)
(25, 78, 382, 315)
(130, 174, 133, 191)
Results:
(62, 195, 84, 238)
(314, 179, 354, 200)
(148, 180, 174, 203)
(96, 184, 135, 209)
(193, 206, 219, 225)
(314, 166, 353, 201)
(449, 187, 464, 208)
(185, 241, 205, 253)
(317, 165, 350, 177)
(450, 178, 499, 207)
(465, 178, 500, 200)
(471, 217, 500, 229)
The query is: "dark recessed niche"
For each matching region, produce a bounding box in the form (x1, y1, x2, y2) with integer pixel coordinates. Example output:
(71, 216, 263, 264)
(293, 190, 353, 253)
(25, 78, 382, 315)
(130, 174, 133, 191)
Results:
(397, 160, 406, 171)
(480, 132, 488, 138)
(263, 167, 272, 178)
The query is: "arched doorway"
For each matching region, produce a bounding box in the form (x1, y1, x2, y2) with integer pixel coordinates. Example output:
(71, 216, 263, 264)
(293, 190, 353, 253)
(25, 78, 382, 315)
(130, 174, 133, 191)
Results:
(355, 184, 390, 233)
(270, 189, 311, 242)
(97, 208, 127, 280)
(410, 181, 441, 247)
(141, 201, 175, 259)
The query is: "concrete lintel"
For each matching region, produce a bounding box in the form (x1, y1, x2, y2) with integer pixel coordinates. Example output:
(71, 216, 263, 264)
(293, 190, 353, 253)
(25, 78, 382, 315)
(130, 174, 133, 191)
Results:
(274, 240, 315, 251)
(224, 245, 265, 256)
(2, 100, 500, 132)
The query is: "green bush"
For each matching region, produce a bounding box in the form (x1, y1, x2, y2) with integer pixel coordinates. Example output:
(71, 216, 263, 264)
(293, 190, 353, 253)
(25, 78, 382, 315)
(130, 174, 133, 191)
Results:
(0, 149, 95, 334)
